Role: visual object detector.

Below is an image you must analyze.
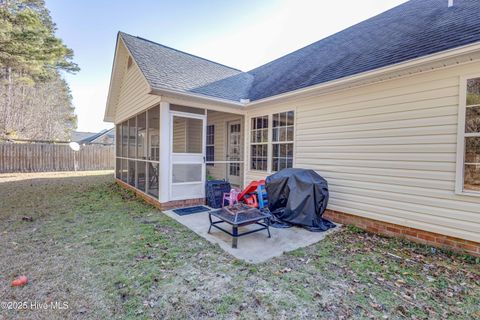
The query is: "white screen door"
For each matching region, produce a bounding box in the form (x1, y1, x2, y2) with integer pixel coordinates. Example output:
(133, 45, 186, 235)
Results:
(170, 112, 206, 200)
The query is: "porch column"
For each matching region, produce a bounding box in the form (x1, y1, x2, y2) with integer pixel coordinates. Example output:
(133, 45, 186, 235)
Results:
(158, 101, 170, 203)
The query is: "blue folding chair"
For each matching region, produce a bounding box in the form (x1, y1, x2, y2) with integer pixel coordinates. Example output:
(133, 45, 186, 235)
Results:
(256, 184, 268, 209)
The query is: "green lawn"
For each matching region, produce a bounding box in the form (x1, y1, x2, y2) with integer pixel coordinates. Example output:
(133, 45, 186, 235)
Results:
(0, 171, 479, 319)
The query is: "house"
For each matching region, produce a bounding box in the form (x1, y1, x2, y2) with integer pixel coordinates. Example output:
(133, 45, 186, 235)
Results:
(104, 0, 480, 255)
(71, 128, 115, 145)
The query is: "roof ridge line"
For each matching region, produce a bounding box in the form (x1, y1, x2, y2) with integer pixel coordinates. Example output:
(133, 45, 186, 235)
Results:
(246, 1, 409, 73)
(119, 31, 245, 73)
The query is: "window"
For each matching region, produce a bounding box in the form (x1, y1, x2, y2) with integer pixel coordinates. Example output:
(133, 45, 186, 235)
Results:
(250, 115, 268, 171)
(206, 125, 215, 165)
(458, 78, 480, 193)
(272, 111, 294, 171)
(229, 123, 241, 176)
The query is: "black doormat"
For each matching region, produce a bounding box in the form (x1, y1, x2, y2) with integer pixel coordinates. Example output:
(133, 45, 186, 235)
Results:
(173, 206, 210, 216)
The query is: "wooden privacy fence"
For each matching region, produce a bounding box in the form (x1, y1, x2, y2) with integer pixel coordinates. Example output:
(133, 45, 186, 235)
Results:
(0, 143, 114, 173)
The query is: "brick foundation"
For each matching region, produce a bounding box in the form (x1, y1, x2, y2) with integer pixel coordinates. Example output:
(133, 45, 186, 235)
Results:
(324, 209, 480, 257)
(116, 179, 205, 211)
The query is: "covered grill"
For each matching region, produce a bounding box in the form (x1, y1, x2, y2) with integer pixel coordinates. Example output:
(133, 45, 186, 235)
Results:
(266, 168, 335, 231)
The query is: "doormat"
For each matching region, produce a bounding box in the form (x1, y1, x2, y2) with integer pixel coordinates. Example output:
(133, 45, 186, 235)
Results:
(173, 206, 210, 216)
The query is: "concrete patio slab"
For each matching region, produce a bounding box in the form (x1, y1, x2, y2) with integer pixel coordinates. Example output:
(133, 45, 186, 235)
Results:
(163, 208, 339, 264)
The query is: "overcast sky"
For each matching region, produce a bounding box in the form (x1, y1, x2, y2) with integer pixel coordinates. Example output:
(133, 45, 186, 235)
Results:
(46, 0, 408, 133)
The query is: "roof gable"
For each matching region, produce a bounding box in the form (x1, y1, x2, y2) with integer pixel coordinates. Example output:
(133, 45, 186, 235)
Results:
(120, 32, 253, 101)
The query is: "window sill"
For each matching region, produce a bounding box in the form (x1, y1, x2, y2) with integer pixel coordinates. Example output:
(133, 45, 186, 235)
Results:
(455, 190, 480, 197)
(249, 169, 270, 174)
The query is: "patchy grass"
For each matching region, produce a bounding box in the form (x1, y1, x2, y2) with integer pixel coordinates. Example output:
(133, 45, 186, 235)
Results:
(0, 171, 479, 319)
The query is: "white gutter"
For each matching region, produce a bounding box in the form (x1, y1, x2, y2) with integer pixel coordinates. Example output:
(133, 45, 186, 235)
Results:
(150, 86, 246, 109)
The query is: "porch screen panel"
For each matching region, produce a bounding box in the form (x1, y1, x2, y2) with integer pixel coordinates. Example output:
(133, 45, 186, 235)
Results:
(172, 164, 203, 183)
(147, 106, 160, 161)
(121, 158, 128, 183)
(147, 162, 159, 197)
(128, 118, 136, 158)
(121, 121, 128, 157)
(115, 105, 160, 200)
(137, 161, 146, 192)
(115, 158, 121, 179)
(137, 112, 147, 159)
(116, 125, 121, 156)
(128, 160, 136, 186)
(172, 116, 203, 154)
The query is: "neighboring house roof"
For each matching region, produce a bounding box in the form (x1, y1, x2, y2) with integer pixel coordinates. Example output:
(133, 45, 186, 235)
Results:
(72, 128, 115, 144)
(71, 131, 97, 142)
(118, 0, 480, 103)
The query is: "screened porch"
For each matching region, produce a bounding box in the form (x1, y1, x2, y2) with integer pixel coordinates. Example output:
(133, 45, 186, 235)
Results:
(114, 103, 244, 205)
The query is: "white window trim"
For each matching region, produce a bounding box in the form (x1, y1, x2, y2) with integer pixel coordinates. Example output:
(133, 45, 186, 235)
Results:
(206, 124, 215, 165)
(247, 109, 296, 174)
(271, 111, 295, 172)
(249, 115, 269, 172)
(455, 74, 480, 196)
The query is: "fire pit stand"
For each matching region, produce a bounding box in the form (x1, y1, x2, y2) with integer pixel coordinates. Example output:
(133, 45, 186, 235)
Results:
(208, 204, 271, 248)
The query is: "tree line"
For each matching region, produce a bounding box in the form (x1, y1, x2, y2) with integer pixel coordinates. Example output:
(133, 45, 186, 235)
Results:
(0, 0, 78, 141)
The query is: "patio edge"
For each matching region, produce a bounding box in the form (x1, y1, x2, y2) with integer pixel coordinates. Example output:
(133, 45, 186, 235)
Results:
(115, 178, 479, 257)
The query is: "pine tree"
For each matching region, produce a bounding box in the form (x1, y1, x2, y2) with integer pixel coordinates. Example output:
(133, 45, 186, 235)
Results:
(0, 0, 79, 140)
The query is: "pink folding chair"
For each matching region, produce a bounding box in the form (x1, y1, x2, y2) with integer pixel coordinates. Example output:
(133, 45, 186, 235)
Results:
(222, 188, 241, 207)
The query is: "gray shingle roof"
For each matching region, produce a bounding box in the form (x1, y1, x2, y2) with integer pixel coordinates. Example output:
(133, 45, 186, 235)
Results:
(120, 32, 252, 101)
(247, 0, 480, 101)
(120, 0, 480, 103)
(71, 129, 115, 144)
(71, 131, 96, 142)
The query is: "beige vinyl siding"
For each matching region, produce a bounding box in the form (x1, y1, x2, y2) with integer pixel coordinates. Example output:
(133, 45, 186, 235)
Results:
(245, 61, 480, 243)
(206, 110, 244, 184)
(114, 42, 160, 123)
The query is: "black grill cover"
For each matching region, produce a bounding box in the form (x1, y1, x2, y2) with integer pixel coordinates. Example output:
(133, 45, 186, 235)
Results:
(266, 168, 335, 231)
